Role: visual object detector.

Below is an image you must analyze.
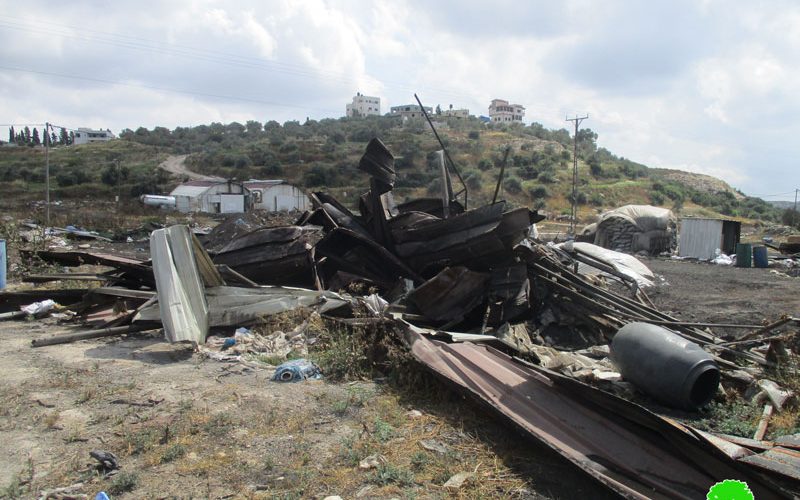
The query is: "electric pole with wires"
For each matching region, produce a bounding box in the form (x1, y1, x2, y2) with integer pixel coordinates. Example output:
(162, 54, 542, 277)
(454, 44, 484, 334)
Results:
(566, 114, 588, 235)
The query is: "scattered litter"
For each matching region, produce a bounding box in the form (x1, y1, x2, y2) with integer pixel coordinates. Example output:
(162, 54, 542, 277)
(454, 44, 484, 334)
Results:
(711, 251, 733, 265)
(271, 359, 322, 382)
(418, 439, 448, 455)
(358, 453, 386, 470)
(443, 472, 473, 489)
(89, 450, 119, 472)
(21, 299, 58, 316)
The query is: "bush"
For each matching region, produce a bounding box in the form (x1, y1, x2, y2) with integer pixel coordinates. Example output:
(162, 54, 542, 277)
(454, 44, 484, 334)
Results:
(468, 130, 480, 140)
(464, 170, 483, 191)
(503, 176, 522, 194)
(650, 192, 665, 206)
(538, 171, 557, 184)
(528, 185, 550, 199)
(477, 159, 493, 171)
(589, 193, 604, 206)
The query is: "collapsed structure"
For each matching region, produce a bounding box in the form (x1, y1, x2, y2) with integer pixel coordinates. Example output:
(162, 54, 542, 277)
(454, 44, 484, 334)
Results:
(3, 139, 799, 498)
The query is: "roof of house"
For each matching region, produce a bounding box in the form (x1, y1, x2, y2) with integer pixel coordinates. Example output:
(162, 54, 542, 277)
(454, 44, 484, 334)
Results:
(170, 179, 234, 197)
(243, 179, 287, 189)
(170, 184, 213, 197)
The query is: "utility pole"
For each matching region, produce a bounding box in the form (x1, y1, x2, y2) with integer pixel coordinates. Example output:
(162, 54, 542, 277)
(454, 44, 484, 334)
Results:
(794, 188, 799, 227)
(566, 114, 588, 235)
(115, 158, 122, 214)
(44, 122, 51, 227)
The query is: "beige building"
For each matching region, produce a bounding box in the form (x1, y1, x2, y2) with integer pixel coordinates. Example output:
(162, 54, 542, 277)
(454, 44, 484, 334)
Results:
(489, 99, 525, 122)
(390, 104, 432, 120)
(442, 106, 470, 119)
(346, 93, 381, 117)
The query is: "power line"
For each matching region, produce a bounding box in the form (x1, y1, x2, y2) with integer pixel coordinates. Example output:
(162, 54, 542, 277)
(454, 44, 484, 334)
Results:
(0, 64, 343, 115)
(0, 15, 482, 104)
(748, 190, 797, 198)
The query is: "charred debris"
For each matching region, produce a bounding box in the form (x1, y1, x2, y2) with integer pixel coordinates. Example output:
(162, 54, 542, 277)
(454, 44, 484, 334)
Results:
(3, 137, 800, 498)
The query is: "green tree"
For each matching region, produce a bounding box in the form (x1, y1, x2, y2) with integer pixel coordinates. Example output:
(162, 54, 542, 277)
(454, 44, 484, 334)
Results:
(8, 126, 13, 143)
(23, 126, 31, 144)
(245, 120, 263, 136)
(32, 127, 41, 145)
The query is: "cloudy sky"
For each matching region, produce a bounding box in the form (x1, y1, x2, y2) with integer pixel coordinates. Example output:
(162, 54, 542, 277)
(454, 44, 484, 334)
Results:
(1, 0, 798, 199)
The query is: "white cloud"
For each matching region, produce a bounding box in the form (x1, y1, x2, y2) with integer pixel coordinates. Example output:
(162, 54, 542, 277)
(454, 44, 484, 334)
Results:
(0, 0, 797, 197)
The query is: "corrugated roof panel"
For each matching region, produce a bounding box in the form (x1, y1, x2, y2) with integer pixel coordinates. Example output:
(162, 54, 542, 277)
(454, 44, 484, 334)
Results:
(170, 185, 211, 197)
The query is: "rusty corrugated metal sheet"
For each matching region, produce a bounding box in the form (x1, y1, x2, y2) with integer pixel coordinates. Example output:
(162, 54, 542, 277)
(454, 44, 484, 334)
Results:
(739, 447, 800, 481)
(405, 330, 786, 499)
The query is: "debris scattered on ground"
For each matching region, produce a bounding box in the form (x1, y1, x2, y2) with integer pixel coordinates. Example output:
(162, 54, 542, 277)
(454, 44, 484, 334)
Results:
(2, 137, 799, 498)
(271, 359, 322, 382)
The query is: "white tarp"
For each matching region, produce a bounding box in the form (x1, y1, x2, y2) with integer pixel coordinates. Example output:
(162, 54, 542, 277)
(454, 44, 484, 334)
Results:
(558, 241, 656, 288)
(595, 205, 675, 232)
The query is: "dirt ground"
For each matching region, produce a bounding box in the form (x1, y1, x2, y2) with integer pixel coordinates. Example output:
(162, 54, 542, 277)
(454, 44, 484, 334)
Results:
(643, 257, 799, 337)
(0, 253, 797, 498)
(0, 321, 611, 499)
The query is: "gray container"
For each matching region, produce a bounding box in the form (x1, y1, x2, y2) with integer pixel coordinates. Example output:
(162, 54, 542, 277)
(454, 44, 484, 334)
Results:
(610, 322, 719, 410)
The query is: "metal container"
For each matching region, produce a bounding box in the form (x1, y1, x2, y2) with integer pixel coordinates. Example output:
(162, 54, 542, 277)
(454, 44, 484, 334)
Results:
(611, 322, 719, 410)
(735, 242, 752, 268)
(139, 195, 176, 208)
(753, 245, 769, 268)
(0, 239, 5, 289)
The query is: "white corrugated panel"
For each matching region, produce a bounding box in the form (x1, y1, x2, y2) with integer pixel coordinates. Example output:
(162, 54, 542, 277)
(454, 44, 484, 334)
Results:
(679, 219, 723, 260)
(149, 225, 209, 344)
(170, 185, 210, 197)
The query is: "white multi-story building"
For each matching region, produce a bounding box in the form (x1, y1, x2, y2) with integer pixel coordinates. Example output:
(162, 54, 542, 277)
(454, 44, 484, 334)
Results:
(346, 93, 381, 117)
(390, 104, 432, 120)
(488, 99, 525, 122)
(73, 128, 115, 145)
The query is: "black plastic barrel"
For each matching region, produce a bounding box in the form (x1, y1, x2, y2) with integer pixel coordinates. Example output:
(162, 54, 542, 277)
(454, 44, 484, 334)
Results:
(610, 322, 720, 410)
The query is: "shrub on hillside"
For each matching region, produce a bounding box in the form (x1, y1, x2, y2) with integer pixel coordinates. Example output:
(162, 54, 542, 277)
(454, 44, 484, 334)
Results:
(528, 185, 550, 199)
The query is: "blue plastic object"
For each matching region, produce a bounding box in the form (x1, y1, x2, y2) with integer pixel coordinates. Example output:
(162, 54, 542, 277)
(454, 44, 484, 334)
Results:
(271, 359, 322, 382)
(221, 337, 236, 350)
(753, 246, 769, 268)
(95, 493, 110, 500)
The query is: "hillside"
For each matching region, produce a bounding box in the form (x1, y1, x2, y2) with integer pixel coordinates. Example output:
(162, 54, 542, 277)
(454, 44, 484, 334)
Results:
(0, 115, 789, 226)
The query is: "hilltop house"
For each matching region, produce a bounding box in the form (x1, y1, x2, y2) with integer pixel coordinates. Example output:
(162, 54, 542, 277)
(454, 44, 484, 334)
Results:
(73, 128, 115, 145)
(346, 93, 381, 117)
(488, 99, 525, 122)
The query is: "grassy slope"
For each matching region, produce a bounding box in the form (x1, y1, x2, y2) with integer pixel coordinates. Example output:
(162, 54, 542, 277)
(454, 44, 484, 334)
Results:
(0, 117, 784, 226)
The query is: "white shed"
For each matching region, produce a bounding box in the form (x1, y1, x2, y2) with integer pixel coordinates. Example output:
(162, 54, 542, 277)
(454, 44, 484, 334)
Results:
(678, 217, 741, 260)
(170, 180, 249, 214)
(243, 180, 309, 212)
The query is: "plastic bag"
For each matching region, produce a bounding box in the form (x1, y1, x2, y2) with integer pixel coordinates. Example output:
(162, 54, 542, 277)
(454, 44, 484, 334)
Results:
(271, 358, 322, 382)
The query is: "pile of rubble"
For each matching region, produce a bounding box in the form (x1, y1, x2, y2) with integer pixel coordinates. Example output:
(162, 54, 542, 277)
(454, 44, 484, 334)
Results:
(2, 138, 799, 497)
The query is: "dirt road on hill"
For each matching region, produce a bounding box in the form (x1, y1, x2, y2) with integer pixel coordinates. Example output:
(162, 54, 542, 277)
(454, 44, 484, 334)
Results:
(158, 154, 223, 181)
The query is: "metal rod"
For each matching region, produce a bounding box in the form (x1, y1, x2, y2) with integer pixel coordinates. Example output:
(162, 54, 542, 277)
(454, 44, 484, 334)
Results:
(414, 93, 468, 209)
(31, 324, 157, 348)
(735, 316, 796, 343)
(492, 146, 511, 205)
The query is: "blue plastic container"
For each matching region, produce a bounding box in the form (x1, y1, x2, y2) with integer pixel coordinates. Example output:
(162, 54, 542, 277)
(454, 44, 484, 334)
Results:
(753, 246, 769, 268)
